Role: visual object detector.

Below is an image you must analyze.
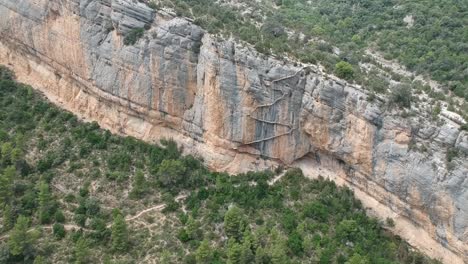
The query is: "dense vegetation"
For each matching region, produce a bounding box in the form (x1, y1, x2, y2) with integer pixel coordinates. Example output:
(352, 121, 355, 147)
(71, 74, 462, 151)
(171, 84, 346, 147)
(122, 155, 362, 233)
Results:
(0, 66, 441, 263)
(149, 0, 468, 106)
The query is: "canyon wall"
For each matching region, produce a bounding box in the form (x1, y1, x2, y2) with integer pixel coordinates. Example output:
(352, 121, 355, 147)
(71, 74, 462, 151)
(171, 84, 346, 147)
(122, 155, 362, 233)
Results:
(0, 0, 467, 262)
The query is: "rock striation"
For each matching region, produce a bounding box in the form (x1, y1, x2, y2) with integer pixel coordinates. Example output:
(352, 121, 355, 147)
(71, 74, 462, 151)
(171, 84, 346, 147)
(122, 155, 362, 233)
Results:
(0, 0, 467, 262)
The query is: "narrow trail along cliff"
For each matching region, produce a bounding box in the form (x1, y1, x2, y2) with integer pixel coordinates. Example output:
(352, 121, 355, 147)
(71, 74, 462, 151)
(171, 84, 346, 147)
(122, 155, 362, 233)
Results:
(0, 0, 467, 263)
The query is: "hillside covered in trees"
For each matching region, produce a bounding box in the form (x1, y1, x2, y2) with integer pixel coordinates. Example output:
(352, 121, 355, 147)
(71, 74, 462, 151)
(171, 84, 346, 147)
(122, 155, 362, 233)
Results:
(0, 66, 443, 263)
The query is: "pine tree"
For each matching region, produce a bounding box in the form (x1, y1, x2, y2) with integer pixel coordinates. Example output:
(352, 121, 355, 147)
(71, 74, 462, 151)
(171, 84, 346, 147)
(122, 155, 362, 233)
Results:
(287, 230, 304, 255)
(335, 61, 354, 80)
(160, 250, 172, 264)
(186, 216, 200, 240)
(37, 181, 51, 224)
(111, 211, 128, 252)
(2, 203, 14, 231)
(227, 240, 243, 264)
(195, 240, 212, 263)
(240, 232, 255, 263)
(0, 166, 15, 205)
(130, 170, 146, 198)
(255, 247, 269, 264)
(10, 147, 22, 164)
(346, 253, 371, 264)
(8, 215, 32, 256)
(1, 142, 13, 164)
(74, 237, 89, 264)
(33, 255, 46, 264)
(156, 159, 186, 187)
(74, 197, 87, 227)
(270, 240, 288, 264)
(54, 209, 65, 223)
(53, 223, 66, 239)
(224, 206, 245, 240)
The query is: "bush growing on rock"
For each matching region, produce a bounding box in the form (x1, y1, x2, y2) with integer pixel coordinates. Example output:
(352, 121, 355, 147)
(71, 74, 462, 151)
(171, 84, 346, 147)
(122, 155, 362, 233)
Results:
(124, 28, 145, 45)
(390, 85, 412, 108)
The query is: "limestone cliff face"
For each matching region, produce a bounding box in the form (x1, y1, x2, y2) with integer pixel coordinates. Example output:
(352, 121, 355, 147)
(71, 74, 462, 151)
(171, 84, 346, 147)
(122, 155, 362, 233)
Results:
(0, 0, 467, 262)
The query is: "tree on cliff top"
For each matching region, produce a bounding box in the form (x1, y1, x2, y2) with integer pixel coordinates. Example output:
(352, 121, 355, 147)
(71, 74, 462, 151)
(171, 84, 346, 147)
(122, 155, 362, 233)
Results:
(335, 61, 355, 80)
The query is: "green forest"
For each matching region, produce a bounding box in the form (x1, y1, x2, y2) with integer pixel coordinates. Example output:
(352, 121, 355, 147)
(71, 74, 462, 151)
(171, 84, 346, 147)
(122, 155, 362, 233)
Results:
(0, 66, 442, 263)
(149, 0, 467, 105)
